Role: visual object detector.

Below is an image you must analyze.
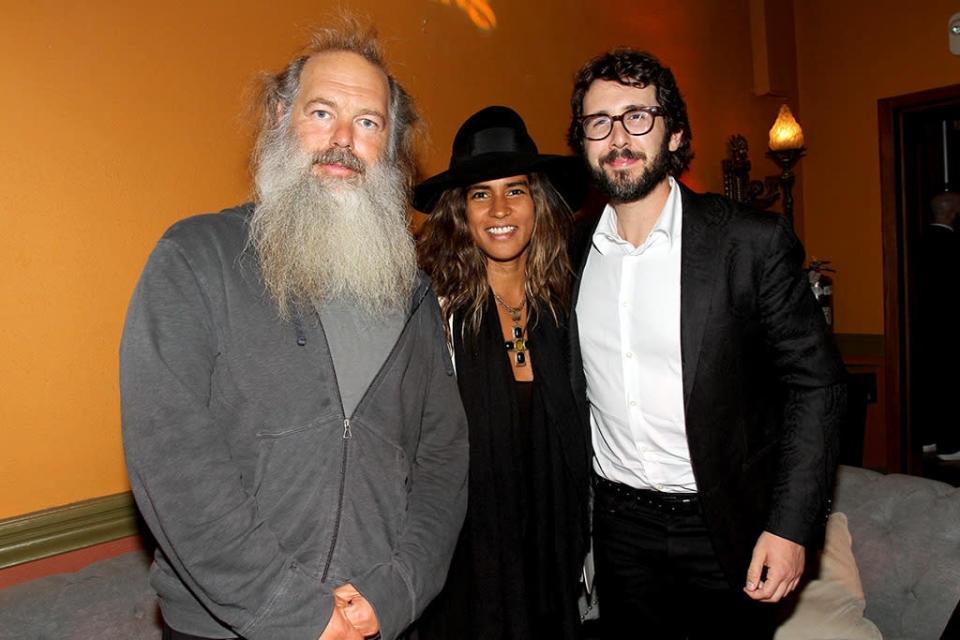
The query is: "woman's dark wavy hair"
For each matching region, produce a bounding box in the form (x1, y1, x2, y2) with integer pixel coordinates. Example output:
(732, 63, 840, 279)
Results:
(417, 173, 573, 341)
(567, 49, 693, 177)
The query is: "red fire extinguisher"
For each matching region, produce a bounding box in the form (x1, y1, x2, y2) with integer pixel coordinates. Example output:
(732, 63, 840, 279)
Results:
(807, 259, 835, 329)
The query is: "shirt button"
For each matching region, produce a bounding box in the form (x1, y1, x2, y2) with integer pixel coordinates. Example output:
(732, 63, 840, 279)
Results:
(625, 352, 633, 358)
(656, 484, 664, 490)
(622, 302, 629, 308)
(630, 401, 637, 407)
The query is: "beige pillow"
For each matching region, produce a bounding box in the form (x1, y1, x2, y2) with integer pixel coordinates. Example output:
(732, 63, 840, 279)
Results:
(774, 512, 882, 640)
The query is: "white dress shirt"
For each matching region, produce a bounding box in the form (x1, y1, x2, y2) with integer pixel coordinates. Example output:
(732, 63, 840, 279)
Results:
(577, 177, 696, 492)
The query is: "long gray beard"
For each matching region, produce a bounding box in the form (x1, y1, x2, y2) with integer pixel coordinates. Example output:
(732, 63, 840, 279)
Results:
(249, 127, 417, 319)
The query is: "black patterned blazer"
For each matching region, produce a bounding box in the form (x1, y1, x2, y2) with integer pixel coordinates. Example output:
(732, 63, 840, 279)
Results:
(569, 181, 847, 586)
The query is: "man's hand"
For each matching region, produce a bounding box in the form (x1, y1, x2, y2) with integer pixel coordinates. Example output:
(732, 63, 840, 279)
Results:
(318, 602, 363, 640)
(743, 530, 805, 602)
(333, 583, 380, 638)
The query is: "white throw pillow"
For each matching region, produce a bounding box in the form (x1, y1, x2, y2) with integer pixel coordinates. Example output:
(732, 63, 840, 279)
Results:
(774, 512, 882, 640)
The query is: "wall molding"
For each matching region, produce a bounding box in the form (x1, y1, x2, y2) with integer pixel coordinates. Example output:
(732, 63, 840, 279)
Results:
(0, 492, 140, 569)
(834, 333, 884, 360)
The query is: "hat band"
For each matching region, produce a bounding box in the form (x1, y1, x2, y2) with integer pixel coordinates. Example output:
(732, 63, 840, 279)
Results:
(467, 126, 524, 156)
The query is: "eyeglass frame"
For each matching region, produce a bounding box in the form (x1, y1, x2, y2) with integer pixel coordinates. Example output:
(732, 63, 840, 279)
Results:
(578, 106, 666, 141)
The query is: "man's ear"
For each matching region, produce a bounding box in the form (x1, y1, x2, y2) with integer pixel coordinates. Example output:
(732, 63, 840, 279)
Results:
(669, 130, 683, 152)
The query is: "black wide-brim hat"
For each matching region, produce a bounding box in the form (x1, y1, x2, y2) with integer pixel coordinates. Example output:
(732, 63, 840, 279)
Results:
(412, 105, 586, 214)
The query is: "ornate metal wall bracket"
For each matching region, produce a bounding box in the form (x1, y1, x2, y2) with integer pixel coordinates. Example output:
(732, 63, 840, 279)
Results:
(765, 147, 806, 228)
(722, 135, 780, 209)
(722, 135, 806, 227)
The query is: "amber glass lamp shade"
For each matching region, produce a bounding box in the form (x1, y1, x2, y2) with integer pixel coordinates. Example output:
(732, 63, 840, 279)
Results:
(768, 105, 805, 151)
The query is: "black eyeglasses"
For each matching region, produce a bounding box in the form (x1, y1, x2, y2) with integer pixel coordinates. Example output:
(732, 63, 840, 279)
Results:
(579, 106, 665, 141)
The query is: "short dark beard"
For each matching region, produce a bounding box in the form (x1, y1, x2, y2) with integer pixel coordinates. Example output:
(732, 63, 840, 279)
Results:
(590, 134, 673, 203)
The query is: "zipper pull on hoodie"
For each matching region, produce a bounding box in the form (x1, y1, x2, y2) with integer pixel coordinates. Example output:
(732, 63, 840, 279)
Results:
(293, 316, 307, 346)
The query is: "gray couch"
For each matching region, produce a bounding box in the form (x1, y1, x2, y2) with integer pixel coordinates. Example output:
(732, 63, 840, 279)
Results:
(831, 465, 960, 639)
(0, 550, 159, 639)
(1, 465, 958, 639)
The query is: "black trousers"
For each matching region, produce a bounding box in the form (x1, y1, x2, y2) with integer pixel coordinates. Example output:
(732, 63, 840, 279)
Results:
(592, 476, 778, 640)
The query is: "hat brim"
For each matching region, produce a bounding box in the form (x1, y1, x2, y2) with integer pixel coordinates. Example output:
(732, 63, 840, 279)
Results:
(412, 152, 587, 214)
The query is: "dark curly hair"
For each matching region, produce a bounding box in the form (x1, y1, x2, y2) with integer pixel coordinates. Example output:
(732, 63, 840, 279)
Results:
(568, 49, 693, 177)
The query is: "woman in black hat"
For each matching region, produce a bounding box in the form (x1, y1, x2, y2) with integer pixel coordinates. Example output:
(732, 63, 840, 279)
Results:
(413, 106, 590, 640)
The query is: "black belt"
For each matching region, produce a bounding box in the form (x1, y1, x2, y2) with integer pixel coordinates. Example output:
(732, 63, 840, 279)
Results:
(594, 474, 700, 515)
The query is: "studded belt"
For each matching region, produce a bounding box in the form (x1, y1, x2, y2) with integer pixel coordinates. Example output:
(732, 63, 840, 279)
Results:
(593, 474, 700, 515)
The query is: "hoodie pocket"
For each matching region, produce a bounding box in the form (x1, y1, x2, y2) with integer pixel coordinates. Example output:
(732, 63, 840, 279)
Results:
(253, 417, 344, 576)
(334, 423, 410, 563)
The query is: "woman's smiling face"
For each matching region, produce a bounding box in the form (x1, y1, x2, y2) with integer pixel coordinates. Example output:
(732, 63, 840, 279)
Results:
(465, 174, 536, 264)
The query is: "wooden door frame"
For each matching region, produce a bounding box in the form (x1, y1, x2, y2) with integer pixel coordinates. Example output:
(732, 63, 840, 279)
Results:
(878, 83, 960, 473)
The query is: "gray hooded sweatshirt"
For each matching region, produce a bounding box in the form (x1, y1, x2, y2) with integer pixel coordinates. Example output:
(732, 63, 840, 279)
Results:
(120, 204, 468, 640)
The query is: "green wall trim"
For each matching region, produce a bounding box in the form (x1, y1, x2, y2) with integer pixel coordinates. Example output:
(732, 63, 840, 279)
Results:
(0, 492, 139, 569)
(834, 333, 884, 359)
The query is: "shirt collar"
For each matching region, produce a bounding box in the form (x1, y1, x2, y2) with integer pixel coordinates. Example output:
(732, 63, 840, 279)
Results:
(592, 176, 682, 255)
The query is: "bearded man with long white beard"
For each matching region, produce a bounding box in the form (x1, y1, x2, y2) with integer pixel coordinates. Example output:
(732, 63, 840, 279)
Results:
(120, 24, 468, 640)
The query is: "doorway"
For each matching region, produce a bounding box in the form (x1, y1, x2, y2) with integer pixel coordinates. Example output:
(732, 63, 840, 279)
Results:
(879, 83, 960, 483)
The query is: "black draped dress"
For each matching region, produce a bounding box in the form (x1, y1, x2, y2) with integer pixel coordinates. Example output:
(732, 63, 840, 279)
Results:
(412, 296, 590, 640)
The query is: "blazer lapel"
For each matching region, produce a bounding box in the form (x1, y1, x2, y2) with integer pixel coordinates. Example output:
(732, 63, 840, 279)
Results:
(679, 184, 727, 410)
(568, 214, 602, 403)
(570, 214, 601, 304)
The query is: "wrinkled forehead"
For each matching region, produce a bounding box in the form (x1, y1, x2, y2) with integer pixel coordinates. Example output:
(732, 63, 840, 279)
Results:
(297, 50, 391, 115)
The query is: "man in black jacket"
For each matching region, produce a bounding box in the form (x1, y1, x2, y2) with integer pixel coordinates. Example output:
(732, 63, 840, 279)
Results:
(916, 189, 960, 458)
(566, 49, 846, 639)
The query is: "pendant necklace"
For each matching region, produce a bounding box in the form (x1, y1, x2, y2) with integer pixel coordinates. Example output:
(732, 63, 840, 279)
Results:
(493, 292, 527, 367)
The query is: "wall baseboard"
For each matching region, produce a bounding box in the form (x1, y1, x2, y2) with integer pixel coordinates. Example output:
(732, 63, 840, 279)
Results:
(0, 492, 140, 569)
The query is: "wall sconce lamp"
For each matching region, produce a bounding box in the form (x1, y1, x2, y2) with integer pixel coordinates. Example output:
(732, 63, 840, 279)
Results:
(722, 105, 807, 227)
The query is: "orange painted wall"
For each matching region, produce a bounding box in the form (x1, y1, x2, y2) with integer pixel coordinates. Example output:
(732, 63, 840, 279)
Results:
(0, 0, 792, 519)
(794, 0, 960, 334)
